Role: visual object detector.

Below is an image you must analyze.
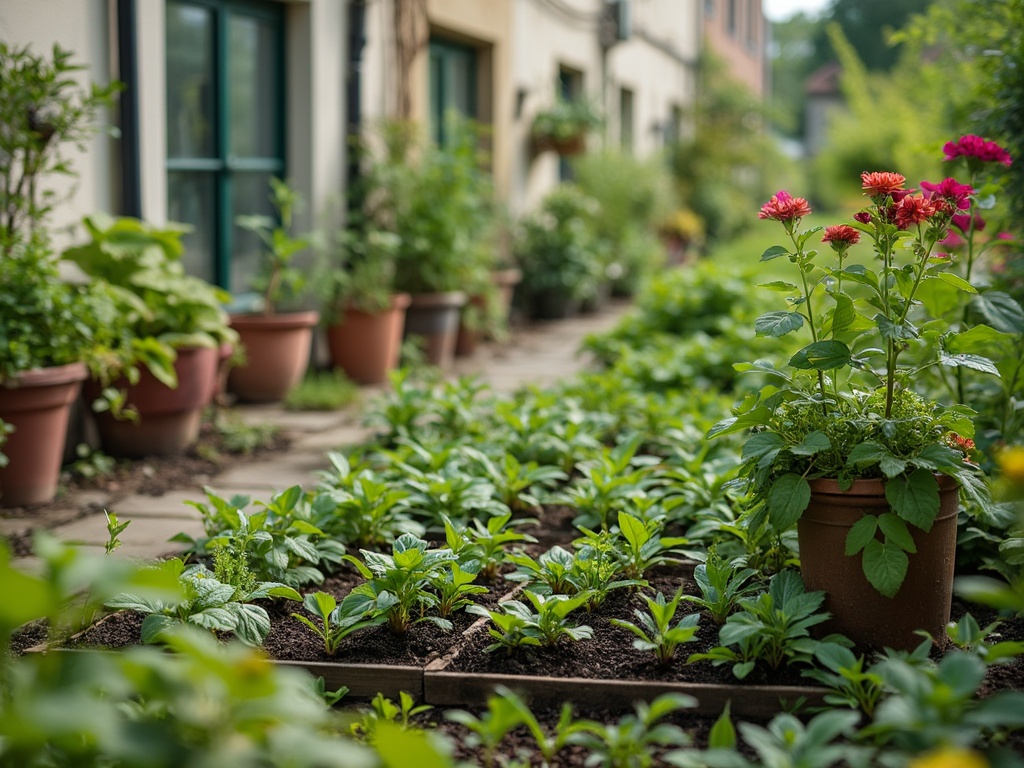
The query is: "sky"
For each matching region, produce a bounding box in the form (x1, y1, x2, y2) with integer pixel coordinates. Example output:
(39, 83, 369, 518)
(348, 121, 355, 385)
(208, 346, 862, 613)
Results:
(762, 0, 832, 22)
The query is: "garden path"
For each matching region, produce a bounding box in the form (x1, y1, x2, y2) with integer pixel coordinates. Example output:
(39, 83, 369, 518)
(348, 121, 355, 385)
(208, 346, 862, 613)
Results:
(11, 301, 630, 571)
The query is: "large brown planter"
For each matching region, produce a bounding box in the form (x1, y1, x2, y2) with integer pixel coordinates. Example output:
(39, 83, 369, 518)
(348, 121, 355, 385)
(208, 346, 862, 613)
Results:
(0, 362, 87, 507)
(798, 476, 959, 651)
(325, 294, 411, 385)
(85, 346, 218, 459)
(455, 269, 523, 358)
(403, 292, 466, 369)
(228, 311, 319, 403)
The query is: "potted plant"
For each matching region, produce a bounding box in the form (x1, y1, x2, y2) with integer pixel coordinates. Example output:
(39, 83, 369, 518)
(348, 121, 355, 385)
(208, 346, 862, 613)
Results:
(63, 214, 237, 458)
(711, 161, 1004, 650)
(318, 224, 409, 385)
(230, 178, 320, 402)
(361, 119, 493, 368)
(530, 96, 602, 156)
(0, 41, 119, 507)
(514, 185, 603, 320)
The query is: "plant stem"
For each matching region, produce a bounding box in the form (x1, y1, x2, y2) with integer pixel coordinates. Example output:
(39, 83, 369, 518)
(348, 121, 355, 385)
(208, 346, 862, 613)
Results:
(790, 229, 829, 412)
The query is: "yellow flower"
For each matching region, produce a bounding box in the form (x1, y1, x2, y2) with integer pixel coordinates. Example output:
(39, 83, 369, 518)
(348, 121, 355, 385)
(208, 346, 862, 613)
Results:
(909, 747, 988, 768)
(999, 446, 1024, 487)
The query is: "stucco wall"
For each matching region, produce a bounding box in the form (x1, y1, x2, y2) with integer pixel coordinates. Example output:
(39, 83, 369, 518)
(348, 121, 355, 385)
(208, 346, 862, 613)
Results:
(0, 0, 117, 250)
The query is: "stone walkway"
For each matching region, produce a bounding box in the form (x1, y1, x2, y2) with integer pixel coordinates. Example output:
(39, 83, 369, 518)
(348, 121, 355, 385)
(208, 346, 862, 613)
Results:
(8, 303, 629, 570)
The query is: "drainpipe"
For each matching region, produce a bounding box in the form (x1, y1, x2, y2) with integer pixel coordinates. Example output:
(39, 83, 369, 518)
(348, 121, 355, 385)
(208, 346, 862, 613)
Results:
(346, 0, 367, 215)
(116, 0, 142, 217)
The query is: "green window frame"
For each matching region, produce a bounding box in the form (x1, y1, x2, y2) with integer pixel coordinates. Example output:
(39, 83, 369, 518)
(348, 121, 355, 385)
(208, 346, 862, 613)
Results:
(165, 0, 285, 294)
(428, 38, 477, 146)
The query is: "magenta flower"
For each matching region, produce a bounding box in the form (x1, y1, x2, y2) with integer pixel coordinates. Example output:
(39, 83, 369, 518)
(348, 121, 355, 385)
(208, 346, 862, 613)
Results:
(943, 135, 1012, 166)
(952, 212, 986, 234)
(853, 211, 872, 224)
(920, 178, 973, 212)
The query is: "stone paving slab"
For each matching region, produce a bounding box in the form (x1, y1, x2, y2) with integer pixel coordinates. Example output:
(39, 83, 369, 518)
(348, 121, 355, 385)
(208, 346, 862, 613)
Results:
(106, 490, 206, 519)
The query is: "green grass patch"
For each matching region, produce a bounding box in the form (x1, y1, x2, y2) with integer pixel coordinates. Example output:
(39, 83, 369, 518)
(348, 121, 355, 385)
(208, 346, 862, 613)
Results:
(284, 369, 361, 411)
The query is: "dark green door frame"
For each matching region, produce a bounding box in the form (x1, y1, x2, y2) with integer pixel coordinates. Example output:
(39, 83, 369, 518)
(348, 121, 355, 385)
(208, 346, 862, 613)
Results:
(166, 0, 285, 291)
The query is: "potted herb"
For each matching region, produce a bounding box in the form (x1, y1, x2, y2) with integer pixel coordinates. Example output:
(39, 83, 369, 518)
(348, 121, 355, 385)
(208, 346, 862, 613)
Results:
(712, 157, 1005, 650)
(64, 214, 237, 458)
(361, 119, 493, 368)
(318, 224, 409, 385)
(531, 96, 602, 156)
(514, 185, 603, 320)
(230, 178, 320, 402)
(0, 41, 119, 506)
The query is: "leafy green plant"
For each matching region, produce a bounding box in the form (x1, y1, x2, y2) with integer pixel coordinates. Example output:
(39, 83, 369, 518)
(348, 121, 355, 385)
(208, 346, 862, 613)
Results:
(940, 612, 1024, 666)
(236, 176, 314, 314)
(666, 709, 868, 768)
(284, 368, 360, 411)
(467, 448, 567, 513)
(688, 570, 835, 680)
(445, 691, 528, 768)
(69, 443, 117, 482)
(567, 529, 646, 609)
(63, 213, 237, 390)
(489, 686, 590, 767)
(351, 691, 433, 745)
(680, 551, 758, 624)
(105, 558, 300, 646)
(612, 511, 693, 581)
(343, 533, 457, 633)
(316, 452, 422, 547)
(560, 434, 661, 531)
(176, 485, 346, 587)
(431, 560, 489, 618)
(468, 589, 594, 652)
(861, 651, 1024, 756)
(611, 589, 701, 665)
(319, 224, 402, 319)
(442, 512, 536, 581)
(531, 96, 602, 144)
(569, 692, 695, 768)
(290, 591, 389, 656)
(801, 642, 886, 717)
(506, 545, 577, 595)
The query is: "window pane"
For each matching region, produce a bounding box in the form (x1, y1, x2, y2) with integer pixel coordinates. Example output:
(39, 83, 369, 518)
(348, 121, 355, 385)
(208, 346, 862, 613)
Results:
(166, 3, 215, 158)
(231, 172, 276, 295)
(229, 14, 278, 158)
(167, 171, 216, 283)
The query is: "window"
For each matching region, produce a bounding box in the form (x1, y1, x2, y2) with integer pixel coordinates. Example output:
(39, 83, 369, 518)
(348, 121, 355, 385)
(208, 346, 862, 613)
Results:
(165, 0, 285, 293)
(727, 0, 738, 37)
(619, 87, 634, 151)
(747, 0, 759, 50)
(557, 66, 583, 181)
(704, 0, 715, 18)
(428, 37, 477, 146)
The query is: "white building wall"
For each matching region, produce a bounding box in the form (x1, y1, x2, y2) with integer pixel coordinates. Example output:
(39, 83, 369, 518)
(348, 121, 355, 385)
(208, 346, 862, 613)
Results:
(0, 0, 117, 249)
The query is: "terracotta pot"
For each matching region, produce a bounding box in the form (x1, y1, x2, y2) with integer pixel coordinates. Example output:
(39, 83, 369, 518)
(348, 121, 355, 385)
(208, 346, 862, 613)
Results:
(798, 476, 959, 651)
(532, 133, 586, 156)
(208, 341, 235, 406)
(403, 292, 466, 369)
(326, 294, 411, 385)
(228, 310, 319, 403)
(85, 346, 218, 459)
(0, 362, 87, 507)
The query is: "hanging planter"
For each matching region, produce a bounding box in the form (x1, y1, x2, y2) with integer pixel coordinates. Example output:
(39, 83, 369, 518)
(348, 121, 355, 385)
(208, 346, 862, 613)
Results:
(0, 363, 87, 508)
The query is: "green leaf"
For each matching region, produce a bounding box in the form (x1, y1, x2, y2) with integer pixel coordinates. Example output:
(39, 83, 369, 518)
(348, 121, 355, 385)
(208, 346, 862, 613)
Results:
(875, 314, 916, 341)
(971, 291, 1024, 334)
(878, 513, 917, 553)
(845, 515, 878, 556)
(879, 454, 908, 479)
(938, 352, 1001, 376)
(790, 431, 830, 456)
(741, 432, 785, 461)
(886, 470, 940, 531)
(828, 293, 856, 335)
(789, 340, 852, 371)
(847, 442, 888, 467)
(708, 702, 736, 749)
(862, 539, 909, 598)
(768, 474, 811, 531)
(760, 245, 789, 262)
(934, 272, 978, 293)
(141, 613, 178, 644)
(758, 281, 799, 292)
(755, 311, 805, 337)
